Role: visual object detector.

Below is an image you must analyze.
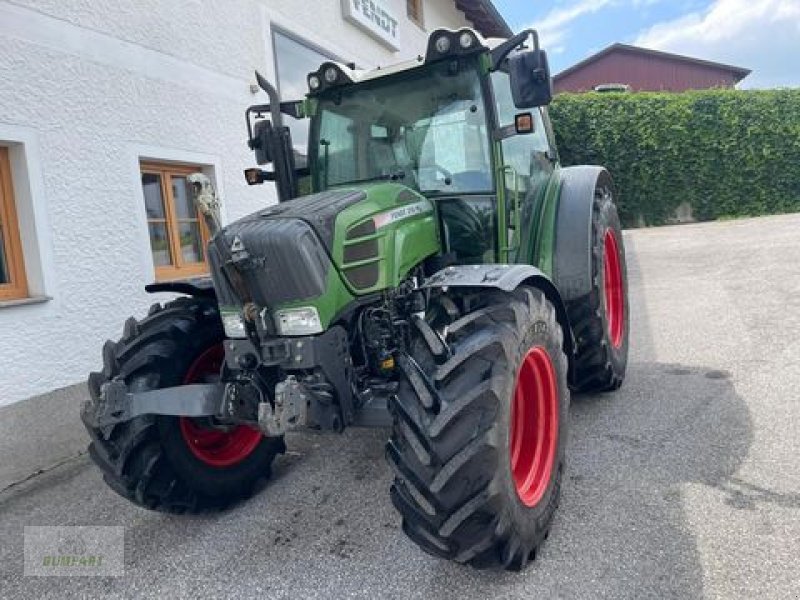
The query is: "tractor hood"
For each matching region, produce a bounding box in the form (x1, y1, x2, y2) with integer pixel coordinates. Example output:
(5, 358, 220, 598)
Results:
(207, 183, 440, 331)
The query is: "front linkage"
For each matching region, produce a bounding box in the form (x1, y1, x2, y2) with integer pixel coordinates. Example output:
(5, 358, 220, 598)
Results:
(84, 276, 423, 436)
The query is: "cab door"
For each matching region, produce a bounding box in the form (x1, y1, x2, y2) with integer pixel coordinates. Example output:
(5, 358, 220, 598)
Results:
(490, 71, 556, 264)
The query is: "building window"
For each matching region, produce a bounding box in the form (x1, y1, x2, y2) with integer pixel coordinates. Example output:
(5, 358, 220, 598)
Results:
(140, 162, 209, 281)
(273, 29, 338, 153)
(0, 146, 27, 300)
(407, 0, 424, 27)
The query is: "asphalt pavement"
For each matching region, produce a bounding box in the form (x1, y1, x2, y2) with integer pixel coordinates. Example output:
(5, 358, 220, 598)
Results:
(1, 213, 799, 599)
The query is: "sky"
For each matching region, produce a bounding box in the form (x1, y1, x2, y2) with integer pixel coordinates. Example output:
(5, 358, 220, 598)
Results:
(492, 0, 800, 88)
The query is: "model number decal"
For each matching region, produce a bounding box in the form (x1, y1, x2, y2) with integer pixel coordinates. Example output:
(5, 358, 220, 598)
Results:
(373, 201, 432, 229)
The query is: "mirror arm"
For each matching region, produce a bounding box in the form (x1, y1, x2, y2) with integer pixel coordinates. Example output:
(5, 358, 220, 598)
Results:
(490, 29, 540, 71)
(255, 70, 283, 128)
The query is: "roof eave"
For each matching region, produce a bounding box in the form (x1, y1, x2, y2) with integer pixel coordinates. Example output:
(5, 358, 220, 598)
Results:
(454, 0, 513, 38)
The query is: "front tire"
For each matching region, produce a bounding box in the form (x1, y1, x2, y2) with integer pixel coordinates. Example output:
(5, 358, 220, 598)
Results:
(388, 287, 569, 570)
(81, 297, 284, 513)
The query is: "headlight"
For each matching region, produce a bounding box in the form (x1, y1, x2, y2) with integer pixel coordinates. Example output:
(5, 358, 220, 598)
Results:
(434, 35, 451, 54)
(308, 74, 321, 90)
(274, 307, 323, 336)
(221, 310, 247, 339)
(459, 31, 474, 49)
(324, 66, 338, 83)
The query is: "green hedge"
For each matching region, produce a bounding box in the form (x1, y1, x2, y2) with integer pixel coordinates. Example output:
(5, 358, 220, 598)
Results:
(549, 88, 800, 227)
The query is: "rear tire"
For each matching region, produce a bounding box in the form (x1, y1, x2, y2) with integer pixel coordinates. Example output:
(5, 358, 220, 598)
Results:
(567, 185, 629, 393)
(388, 286, 569, 570)
(81, 297, 284, 513)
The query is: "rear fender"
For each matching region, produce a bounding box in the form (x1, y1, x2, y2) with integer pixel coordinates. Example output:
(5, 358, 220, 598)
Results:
(553, 166, 614, 302)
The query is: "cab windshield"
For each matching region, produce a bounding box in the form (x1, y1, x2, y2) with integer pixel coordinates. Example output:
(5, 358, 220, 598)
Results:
(310, 58, 492, 195)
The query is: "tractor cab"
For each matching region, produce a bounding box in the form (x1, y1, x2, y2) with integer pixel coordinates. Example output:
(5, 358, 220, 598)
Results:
(246, 28, 555, 267)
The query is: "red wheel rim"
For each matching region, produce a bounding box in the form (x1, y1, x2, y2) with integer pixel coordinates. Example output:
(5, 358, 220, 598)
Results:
(603, 229, 624, 349)
(510, 346, 559, 507)
(179, 345, 262, 468)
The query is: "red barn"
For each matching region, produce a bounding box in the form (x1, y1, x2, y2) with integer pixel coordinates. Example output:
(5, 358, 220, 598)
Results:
(553, 43, 751, 93)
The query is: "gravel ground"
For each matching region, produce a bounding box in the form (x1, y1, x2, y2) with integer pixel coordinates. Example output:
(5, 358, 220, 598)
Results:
(1, 213, 799, 599)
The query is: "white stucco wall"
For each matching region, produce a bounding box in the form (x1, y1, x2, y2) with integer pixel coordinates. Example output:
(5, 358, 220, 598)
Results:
(0, 0, 474, 405)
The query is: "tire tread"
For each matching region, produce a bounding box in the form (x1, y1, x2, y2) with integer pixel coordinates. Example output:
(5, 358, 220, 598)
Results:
(388, 288, 568, 570)
(81, 297, 281, 513)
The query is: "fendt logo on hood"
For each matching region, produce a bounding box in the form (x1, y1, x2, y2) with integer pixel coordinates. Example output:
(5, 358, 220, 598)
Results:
(230, 235, 245, 253)
(372, 200, 432, 229)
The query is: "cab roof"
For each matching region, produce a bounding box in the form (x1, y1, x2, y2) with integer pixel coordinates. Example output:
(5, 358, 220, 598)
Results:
(307, 28, 507, 95)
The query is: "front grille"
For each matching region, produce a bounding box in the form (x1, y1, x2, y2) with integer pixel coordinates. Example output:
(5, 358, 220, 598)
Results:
(343, 238, 379, 263)
(342, 219, 381, 290)
(345, 263, 380, 288)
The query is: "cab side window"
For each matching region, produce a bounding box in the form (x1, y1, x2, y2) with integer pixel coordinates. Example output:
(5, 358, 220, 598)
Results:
(491, 70, 551, 176)
(317, 111, 357, 187)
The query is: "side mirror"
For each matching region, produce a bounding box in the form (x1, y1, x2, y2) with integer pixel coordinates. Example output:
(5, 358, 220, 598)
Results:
(246, 101, 304, 166)
(508, 49, 552, 108)
(251, 119, 273, 165)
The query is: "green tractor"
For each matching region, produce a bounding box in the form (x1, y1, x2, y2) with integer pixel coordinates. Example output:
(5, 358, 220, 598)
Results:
(82, 27, 628, 570)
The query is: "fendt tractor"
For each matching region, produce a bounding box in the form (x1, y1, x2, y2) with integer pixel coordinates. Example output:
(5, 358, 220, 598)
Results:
(82, 28, 629, 570)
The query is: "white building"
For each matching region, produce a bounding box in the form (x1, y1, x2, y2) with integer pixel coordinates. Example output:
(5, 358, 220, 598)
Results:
(0, 0, 510, 405)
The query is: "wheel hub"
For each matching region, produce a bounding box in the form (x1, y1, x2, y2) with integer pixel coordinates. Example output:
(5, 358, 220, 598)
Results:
(179, 344, 262, 468)
(510, 346, 559, 507)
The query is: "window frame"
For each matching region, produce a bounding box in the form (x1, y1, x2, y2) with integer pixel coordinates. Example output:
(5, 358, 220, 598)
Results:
(271, 26, 342, 158)
(0, 146, 28, 300)
(271, 26, 342, 101)
(140, 161, 210, 282)
(407, 0, 424, 27)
